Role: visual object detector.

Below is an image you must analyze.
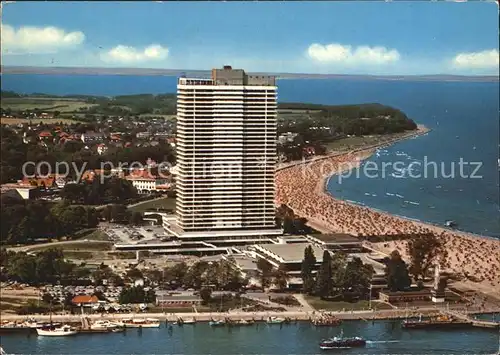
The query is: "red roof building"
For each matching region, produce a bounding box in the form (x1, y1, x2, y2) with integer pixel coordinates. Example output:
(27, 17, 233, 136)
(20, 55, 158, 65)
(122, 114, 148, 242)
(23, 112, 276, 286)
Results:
(38, 131, 53, 139)
(71, 295, 99, 305)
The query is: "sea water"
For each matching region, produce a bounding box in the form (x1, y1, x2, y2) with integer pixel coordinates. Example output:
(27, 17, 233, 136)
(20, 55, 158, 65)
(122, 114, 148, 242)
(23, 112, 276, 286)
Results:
(0, 320, 499, 354)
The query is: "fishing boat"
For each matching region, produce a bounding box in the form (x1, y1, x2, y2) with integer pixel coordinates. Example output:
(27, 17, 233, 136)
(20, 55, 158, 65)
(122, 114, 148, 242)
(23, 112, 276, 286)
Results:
(123, 318, 160, 328)
(182, 318, 196, 325)
(209, 319, 226, 326)
(36, 324, 78, 337)
(266, 317, 285, 324)
(319, 330, 366, 350)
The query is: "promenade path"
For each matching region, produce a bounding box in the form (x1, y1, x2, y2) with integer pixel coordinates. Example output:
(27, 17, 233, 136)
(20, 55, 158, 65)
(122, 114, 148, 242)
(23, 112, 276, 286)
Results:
(293, 294, 315, 312)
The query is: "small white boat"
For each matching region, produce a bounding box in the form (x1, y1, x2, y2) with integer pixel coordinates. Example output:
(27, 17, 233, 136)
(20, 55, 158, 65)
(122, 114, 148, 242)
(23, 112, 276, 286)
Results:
(183, 318, 196, 324)
(90, 320, 123, 330)
(123, 318, 160, 328)
(209, 319, 225, 326)
(36, 324, 78, 336)
(267, 317, 285, 324)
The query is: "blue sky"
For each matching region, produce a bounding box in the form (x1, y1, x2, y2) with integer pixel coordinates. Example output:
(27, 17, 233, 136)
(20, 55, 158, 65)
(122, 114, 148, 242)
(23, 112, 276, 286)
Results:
(1, 1, 498, 75)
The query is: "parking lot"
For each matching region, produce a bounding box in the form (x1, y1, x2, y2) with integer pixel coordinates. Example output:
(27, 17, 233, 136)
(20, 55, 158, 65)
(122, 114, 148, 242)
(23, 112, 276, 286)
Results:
(104, 226, 166, 244)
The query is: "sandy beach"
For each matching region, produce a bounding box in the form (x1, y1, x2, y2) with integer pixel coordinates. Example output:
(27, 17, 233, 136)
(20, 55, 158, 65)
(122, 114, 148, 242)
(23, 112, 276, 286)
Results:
(275, 127, 500, 297)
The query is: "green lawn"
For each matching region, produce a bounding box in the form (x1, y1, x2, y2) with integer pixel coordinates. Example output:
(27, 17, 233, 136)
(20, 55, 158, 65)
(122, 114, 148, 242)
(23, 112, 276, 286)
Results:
(305, 296, 393, 311)
(74, 229, 109, 241)
(1, 97, 97, 112)
(62, 251, 95, 260)
(129, 197, 176, 213)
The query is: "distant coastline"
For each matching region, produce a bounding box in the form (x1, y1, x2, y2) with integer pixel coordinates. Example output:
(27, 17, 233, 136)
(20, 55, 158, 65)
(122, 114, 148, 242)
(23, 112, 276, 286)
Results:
(1, 66, 498, 82)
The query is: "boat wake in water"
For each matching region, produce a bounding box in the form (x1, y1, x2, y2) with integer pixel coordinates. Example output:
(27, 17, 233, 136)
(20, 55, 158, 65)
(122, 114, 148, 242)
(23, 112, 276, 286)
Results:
(366, 340, 400, 344)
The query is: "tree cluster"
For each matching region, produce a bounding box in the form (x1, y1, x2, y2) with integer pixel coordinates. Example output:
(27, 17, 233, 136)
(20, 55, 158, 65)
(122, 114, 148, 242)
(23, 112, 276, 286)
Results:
(383, 250, 412, 292)
(275, 204, 314, 235)
(61, 177, 137, 205)
(118, 286, 156, 304)
(407, 234, 446, 283)
(84, 94, 176, 116)
(1, 198, 99, 244)
(0, 248, 90, 285)
(301, 247, 374, 300)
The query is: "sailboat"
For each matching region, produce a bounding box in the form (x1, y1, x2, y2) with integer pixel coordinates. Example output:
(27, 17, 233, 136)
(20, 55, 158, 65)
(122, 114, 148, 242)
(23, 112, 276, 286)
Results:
(36, 301, 78, 336)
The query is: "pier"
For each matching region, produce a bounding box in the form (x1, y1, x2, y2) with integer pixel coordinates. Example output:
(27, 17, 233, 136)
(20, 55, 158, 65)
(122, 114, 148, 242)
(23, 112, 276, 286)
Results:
(443, 310, 500, 329)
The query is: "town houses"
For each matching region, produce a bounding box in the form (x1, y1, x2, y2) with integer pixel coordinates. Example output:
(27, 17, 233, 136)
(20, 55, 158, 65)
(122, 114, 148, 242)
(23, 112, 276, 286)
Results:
(0, 117, 176, 199)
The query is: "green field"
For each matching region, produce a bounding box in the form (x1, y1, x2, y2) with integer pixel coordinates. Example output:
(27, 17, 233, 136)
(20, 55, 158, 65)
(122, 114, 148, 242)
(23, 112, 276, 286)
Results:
(1, 117, 81, 125)
(305, 296, 394, 311)
(129, 197, 176, 213)
(1, 97, 97, 112)
(324, 133, 408, 152)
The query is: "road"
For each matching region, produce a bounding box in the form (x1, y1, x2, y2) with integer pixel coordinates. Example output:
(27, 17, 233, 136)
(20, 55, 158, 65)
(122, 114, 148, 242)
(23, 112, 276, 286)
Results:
(7, 240, 111, 253)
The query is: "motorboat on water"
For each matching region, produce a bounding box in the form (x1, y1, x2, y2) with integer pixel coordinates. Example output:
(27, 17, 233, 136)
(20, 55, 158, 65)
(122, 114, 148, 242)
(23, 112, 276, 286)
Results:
(319, 330, 366, 350)
(123, 318, 160, 328)
(444, 220, 457, 228)
(266, 317, 285, 324)
(182, 318, 196, 325)
(0, 346, 8, 355)
(36, 324, 78, 337)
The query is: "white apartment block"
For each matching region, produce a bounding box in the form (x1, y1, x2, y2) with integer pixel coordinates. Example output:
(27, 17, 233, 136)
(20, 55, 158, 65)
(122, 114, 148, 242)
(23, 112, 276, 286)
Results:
(168, 66, 282, 240)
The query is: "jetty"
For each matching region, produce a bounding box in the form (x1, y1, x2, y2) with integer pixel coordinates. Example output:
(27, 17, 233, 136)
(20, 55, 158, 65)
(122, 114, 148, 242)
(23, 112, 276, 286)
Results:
(443, 310, 500, 329)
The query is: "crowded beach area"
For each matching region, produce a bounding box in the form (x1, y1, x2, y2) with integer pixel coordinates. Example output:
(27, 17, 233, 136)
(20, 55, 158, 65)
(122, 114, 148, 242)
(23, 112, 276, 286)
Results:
(275, 127, 500, 298)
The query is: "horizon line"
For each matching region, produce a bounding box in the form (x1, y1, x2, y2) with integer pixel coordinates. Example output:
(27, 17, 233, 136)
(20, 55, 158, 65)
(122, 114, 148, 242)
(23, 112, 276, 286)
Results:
(1, 65, 499, 81)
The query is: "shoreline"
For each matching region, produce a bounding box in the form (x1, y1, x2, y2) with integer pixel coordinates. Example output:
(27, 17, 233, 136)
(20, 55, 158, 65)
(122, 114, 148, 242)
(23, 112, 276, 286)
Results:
(275, 126, 500, 295)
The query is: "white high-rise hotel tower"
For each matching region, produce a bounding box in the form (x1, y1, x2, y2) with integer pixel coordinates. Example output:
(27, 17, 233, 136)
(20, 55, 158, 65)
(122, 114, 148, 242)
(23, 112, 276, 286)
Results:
(167, 66, 282, 241)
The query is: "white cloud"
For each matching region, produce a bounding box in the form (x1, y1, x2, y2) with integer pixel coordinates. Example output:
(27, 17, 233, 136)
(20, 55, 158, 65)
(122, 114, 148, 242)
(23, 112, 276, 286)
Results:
(452, 49, 499, 69)
(307, 43, 401, 65)
(1, 24, 85, 54)
(101, 44, 169, 63)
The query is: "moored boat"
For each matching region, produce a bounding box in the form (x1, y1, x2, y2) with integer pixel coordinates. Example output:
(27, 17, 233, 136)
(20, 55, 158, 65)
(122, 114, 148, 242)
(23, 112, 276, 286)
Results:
(266, 316, 285, 324)
(90, 320, 125, 331)
(401, 315, 473, 329)
(0, 321, 34, 334)
(123, 318, 160, 328)
(236, 319, 254, 326)
(209, 319, 226, 326)
(319, 330, 366, 350)
(36, 324, 78, 337)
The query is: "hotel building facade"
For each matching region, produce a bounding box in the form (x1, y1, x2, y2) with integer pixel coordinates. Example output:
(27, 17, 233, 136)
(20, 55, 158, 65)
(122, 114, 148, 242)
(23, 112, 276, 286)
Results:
(166, 66, 282, 241)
